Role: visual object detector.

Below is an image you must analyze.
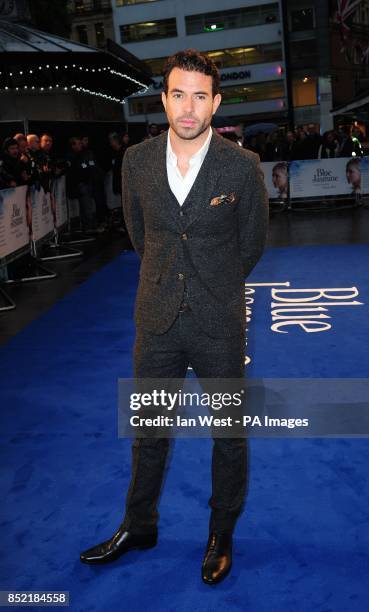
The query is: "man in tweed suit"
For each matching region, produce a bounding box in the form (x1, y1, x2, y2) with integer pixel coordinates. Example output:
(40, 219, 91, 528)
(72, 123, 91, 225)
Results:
(80, 49, 269, 584)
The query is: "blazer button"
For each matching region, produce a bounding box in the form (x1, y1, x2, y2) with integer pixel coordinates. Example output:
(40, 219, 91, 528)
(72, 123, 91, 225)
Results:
(181, 233, 188, 240)
(178, 273, 184, 280)
(179, 210, 184, 216)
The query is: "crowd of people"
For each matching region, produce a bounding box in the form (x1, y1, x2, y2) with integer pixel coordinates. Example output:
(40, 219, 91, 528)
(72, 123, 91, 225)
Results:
(0, 130, 132, 234)
(0, 133, 68, 194)
(242, 123, 364, 161)
(0, 121, 365, 232)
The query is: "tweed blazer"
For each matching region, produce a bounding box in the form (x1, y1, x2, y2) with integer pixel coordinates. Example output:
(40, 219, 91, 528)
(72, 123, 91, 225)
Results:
(122, 128, 269, 338)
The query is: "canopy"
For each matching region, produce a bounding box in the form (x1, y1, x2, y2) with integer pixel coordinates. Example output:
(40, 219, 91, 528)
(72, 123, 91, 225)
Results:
(0, 20, 153, 103)
(331, 91, 369, 117)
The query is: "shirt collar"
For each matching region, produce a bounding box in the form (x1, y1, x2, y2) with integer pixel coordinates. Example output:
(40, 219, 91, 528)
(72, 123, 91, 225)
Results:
(167, 126, 213, 168)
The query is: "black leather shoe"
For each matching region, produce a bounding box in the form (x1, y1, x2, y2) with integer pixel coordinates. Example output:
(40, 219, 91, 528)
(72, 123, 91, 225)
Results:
(201, 532, 232, 585)
(80, 526, 157, 564)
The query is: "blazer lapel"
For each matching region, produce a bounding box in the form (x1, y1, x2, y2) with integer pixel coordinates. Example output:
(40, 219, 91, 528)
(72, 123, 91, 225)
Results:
(181, 130, 224, 231)
(151, 128, 224, 231)
(150, 130, 179, 230)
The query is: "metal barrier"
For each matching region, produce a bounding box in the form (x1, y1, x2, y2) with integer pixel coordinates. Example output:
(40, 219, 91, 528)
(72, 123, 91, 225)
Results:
(0, 178, 82, 311)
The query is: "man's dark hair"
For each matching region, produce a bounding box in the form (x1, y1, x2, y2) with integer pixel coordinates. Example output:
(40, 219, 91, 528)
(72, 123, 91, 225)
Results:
(3, 137, 18, 152)
(69, 136, 82, 145)
(162, 48, 220, 98)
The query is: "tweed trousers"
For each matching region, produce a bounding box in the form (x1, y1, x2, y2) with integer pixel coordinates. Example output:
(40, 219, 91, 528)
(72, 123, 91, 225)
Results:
(120, 286, 248, 536)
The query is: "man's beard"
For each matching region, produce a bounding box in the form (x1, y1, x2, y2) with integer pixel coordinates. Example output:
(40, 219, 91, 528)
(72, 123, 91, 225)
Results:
(171, 117, 210, 141)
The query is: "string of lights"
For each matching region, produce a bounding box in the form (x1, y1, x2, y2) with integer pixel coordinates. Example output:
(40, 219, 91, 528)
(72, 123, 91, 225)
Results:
(71, 84, 124, 104)
(0, 61, 149, 104)
(0, 83, 128, 104)
(0, 62, 149, 87)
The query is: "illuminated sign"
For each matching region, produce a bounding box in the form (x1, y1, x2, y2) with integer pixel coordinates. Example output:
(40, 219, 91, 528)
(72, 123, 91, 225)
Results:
(153, 68, 252, 90)
(221, 70, 251, 81)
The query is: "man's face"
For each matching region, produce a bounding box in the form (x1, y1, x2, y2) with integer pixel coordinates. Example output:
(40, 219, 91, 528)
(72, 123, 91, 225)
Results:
(81, 137, 89, 148)
(27, 136, 40, 151)
(149, 125, 159, 136)
(71, 139, 83, 153)
(16, 137, 27, 153)
(286, 131, 294, 143)
(161, 67, 221, 140)
(109, 136, 121, 151)
(41, 135, 53, 152)
(8, 144, 19, 159)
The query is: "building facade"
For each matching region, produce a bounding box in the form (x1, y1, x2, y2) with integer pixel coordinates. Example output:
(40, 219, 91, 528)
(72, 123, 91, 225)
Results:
(282, 0, 369, 132)
(111, 0, 369, 132)
(112, 0, 290, 127)
(329, 0, 369, 129)
(329, 0, 369, 108)
(68, 0, 115, 49)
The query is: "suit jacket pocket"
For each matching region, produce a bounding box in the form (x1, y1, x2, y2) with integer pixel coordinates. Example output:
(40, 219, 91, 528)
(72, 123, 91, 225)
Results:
(206, 201, 237, 215)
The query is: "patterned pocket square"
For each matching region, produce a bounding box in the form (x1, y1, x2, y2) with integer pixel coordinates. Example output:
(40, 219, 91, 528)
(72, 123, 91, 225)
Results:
(210, 192, 236, 206)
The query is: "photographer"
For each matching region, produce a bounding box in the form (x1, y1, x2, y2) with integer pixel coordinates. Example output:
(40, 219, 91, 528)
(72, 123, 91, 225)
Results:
(0, 138, 27, 188)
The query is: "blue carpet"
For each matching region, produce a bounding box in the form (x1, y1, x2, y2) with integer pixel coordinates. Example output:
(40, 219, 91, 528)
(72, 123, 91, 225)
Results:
(1, 244, 369, 612)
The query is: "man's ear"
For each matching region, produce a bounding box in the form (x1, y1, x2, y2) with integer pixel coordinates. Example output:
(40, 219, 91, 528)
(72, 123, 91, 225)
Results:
(212, 92, 222, 115)
(161, 91, 167, 111)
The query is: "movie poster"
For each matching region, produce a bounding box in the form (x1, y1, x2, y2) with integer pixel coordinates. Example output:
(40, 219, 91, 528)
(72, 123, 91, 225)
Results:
(261, 161, 289, 200)
(30, 185, 54, 242)
(53, 176, 68, 229)
(359, 156, 369, 194)
(0, 186, 29, 259)
(289, 158, 361, 199)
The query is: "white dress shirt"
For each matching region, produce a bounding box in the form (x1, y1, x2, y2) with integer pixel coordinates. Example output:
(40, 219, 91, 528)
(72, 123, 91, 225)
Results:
(166, 126, 213, 205)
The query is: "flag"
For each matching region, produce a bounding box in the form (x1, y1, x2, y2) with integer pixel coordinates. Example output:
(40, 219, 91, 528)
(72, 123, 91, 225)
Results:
(335, 0, 362, 42)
